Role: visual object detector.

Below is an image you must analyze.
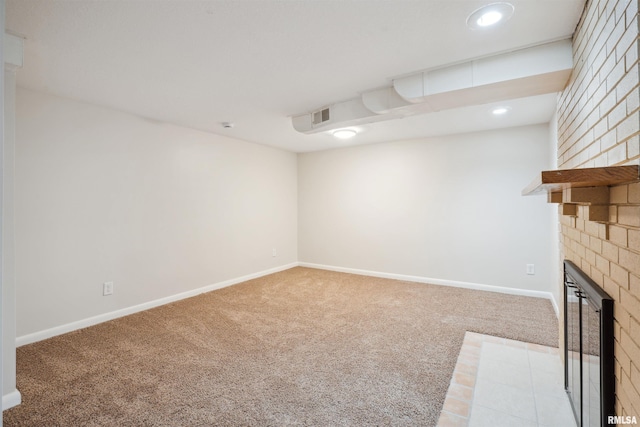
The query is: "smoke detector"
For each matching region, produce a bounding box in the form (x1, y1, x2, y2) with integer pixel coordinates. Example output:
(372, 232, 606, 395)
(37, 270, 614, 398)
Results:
(221, 122, 234, 129)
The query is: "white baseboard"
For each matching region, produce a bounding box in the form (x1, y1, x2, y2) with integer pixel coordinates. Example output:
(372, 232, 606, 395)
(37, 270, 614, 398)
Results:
(16, 261, 559, 347)
(550, 295, 560, 318)
(2, 389, 22, 410)
(299, 262, 559, 311)
(16, 262, 298, 347)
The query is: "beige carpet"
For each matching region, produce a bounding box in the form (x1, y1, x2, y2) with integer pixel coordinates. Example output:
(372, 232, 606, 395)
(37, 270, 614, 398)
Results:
(3, 267, 558, 426)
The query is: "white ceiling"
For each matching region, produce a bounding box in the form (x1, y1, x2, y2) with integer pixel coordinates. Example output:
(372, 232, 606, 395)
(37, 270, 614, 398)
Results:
(6, 0, 585, 153)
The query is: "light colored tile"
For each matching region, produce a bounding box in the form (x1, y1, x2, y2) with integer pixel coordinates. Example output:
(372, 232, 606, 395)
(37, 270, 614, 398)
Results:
(461, 345, 481, 357)
(443, 396, 471, 418)
(457, 354, 480, 366)
(468, 405, 537, 427)
(528, 350, 563, 376)
(465, 332, 484, 343)
(477, 357, 532, 391)
(455, 361, 478, 376)
(535, 393, 577, 426)
(448, 383, 474, 402)
(483, 335, 505, 344)
(443, 334, 577, 427)
(465, 339, 482, 348)
(531, 370, 566, 398)
(481, 342, 530, 367)
(473, 378, 537, 422)
(454, 371, 476, 388)
(527, 343, 552, 353)
(437, 411, 468, 427)
(504, 338, 527, 349)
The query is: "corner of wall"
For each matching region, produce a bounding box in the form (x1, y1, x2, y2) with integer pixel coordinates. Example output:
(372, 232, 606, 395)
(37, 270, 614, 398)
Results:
(0, 8, 5, 421)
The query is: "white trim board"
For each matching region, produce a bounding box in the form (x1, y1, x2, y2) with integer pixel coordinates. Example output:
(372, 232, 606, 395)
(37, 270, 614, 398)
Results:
(16, 263, 298, 347)
(2, 389, 21, 411)
(17, 261, 560, 347)
(298, 262, 560, 317)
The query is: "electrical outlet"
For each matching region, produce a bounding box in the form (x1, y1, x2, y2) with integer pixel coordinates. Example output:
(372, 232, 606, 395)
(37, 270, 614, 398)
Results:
(272, 248, 277, 257)
(526, 264, 535, 275)
(103, 281, 114, 296)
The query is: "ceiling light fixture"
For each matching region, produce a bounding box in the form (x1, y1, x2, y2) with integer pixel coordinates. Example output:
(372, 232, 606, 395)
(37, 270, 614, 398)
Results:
(478, 11, 502, 26)
(492, 106, 510, 115)
(467, 3, 514, 30)
(332, 129, 357, 140)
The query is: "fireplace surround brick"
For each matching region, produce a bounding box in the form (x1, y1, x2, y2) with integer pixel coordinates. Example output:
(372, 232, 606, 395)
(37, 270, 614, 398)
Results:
(557, 0, 640, 418)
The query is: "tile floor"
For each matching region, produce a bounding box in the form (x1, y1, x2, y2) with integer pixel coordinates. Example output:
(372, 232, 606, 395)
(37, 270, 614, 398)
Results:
(437, 332, 577, 427)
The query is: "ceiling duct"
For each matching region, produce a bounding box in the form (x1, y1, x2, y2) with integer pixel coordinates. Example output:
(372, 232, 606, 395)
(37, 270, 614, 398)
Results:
(312, 107, 330, 125)
(393, 39, 573, 108)
(291, 39, 573, 135)
(361, 87, 420, 115)
(292, 98, 405, 133)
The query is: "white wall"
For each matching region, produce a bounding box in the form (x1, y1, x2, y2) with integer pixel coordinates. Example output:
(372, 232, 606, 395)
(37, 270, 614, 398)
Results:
(3, 31, 24, 410)
(298, 124, 556, 295)
(15, 88, 298, 338)
(1, 8, 5, 419)
(3, 64, 18, 409)
(14, 88, 558, 343)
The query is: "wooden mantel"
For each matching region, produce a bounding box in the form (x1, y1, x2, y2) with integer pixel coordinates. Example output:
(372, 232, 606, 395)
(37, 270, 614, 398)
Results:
(522, 165, 640, 196)
(523, 164, 639, 223)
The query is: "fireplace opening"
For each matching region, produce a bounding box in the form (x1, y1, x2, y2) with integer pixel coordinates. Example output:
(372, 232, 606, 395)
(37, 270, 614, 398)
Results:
(564, 260, 614, 426)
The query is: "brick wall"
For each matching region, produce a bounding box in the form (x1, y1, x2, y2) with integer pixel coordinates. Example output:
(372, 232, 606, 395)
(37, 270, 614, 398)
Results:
(556, 0, 640, 418)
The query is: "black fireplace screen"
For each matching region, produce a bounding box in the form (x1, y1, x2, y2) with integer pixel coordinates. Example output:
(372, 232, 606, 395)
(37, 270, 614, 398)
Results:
(564, 260, 614, 427)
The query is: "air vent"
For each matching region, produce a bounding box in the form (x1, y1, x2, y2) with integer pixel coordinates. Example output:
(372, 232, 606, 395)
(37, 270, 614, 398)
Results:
(312, 108, 330, 125)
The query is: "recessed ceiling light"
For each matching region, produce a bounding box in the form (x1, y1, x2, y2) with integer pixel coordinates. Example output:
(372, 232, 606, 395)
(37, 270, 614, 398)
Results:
(478, 11, 503, 26)
(467, 3, 514, 30)
(332, 129, 357, 140)
(492, 107, 510, 115)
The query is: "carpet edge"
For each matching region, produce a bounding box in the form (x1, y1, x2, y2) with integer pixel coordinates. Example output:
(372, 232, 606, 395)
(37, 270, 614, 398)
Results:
(16, 262, 300, 347)
(298, 262, 560, 318)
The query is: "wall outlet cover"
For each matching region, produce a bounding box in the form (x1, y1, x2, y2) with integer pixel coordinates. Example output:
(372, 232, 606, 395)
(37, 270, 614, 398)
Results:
(103, 281, 114, 296)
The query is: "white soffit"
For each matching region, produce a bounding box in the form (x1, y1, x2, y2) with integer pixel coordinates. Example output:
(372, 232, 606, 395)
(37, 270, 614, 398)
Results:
(394, 38, 573, 104)
(292, 39, 572, 135)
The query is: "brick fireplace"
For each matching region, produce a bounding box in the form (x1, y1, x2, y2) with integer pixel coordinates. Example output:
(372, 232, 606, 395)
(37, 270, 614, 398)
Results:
(556, 0, 639, 419)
